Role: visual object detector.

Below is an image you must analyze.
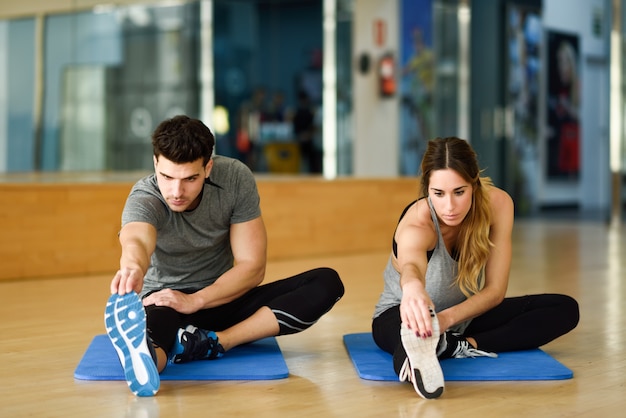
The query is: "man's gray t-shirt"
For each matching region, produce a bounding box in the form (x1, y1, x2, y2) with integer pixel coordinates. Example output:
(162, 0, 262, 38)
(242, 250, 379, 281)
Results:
(121, 155, 261, 297)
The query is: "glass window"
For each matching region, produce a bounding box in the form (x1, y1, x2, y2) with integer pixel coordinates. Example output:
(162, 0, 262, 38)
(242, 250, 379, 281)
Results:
(0, 18, 36, 172)
(0, 0, 338, 176)
(336, 0, 354, 176)
(398, 0, 434, 176)
(213, 0, 324, 174)
(45, 3, 201, 171)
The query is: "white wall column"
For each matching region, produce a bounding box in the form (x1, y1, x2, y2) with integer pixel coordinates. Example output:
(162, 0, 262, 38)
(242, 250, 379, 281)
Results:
(352, 0, 400, 177)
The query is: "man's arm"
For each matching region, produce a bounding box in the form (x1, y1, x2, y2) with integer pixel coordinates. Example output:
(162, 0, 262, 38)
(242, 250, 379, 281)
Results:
(110, 222, 157, 295)
(141, 215, 267, 313)
(192, 215, 267, 308)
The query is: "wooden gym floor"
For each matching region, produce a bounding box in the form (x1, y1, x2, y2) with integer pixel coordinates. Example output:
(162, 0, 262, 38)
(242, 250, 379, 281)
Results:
(0, 218, 625, 417)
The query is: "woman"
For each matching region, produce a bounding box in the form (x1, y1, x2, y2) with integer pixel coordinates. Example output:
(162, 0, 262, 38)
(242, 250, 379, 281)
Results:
(372, 137, 579, 399)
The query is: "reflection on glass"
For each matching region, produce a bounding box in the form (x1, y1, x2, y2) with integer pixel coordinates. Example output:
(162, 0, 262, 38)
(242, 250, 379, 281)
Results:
(213, 0, 324, 175)
(0, 18, 37, 172)
(0, 1, 335, 176)
(45, 3, 199, 171)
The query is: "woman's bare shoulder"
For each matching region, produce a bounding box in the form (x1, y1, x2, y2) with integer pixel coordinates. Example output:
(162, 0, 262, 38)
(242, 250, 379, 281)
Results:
(487, 185, 514, 229)
(396, 199, 436, 239)
(488, 186, 514, 210)
(394, 198, 438, 257)
(402, 198, 434, 226)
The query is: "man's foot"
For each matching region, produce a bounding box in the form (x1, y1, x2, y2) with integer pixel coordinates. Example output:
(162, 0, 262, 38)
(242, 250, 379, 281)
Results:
(398, 307, 444, 399)
(437, 331, 498, 359)
(169, 325, 225, 364)
(104, 292, 160, 397)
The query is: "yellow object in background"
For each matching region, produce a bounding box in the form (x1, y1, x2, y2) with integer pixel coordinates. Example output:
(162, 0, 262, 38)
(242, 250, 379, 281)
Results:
(264, 143, 300, 174)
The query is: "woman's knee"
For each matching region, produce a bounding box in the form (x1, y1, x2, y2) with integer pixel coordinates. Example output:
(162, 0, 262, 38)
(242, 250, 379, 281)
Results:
(541, 293, 580, 333)
(372, 307, 401, 354)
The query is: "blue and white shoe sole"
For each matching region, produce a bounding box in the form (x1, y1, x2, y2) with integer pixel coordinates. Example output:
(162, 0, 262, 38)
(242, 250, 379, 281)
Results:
(104, 292, 160, 397)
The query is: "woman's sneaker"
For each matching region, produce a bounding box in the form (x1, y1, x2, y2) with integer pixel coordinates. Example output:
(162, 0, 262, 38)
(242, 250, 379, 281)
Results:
(437, 332, 498, 359)
(104, 292, 160, 397)
(169, 325, 225, 364)
(398, 307, 444, 399)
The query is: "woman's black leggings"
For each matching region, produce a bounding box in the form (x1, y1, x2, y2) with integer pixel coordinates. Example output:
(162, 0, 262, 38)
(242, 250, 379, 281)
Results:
(145, 267, 344, 353)
(372, 293, 580, 355)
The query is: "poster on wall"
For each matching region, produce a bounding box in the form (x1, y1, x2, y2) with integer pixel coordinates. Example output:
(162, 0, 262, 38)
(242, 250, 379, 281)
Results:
(546, 30, 580, 180)
(399, 0, 433, 176)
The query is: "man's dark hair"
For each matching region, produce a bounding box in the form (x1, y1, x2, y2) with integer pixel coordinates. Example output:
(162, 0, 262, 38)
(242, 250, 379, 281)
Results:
(152, 115, 215, 165)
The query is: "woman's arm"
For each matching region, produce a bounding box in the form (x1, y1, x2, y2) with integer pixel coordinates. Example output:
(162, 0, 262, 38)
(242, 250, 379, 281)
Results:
(394, 201, 439, 337)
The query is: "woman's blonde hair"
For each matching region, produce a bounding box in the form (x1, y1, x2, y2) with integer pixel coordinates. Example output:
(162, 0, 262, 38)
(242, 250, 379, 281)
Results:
(419, 137, 493, 296)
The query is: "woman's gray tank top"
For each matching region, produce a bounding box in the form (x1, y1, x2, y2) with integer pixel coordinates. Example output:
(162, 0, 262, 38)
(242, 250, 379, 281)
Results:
(373, 197, 471, 333)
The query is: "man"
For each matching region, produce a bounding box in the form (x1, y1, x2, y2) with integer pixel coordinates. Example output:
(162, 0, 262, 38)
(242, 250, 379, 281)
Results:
(105, 115, 344, 396)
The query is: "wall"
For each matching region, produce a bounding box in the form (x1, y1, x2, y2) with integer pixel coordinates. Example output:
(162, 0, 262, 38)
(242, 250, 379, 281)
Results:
(0, 176, 419, 281)
(352, 0, 400, 176)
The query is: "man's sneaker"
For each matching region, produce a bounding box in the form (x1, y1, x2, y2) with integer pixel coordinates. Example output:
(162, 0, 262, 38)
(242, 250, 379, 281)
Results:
(104, 292, 160, 397)
(437, 331, 498, 360)
(169, 325, 225, 364)
(398, 307, 444, 399)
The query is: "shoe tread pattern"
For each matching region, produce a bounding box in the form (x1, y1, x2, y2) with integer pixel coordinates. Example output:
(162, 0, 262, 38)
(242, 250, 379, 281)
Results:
(104, 292, 160, 396)
(400, 308, 444, 399)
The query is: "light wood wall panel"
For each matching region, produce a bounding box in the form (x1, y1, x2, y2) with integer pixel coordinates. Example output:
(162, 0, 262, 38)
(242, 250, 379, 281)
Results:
(0, 177, 419, 281)
(0, 183, 129, 280)
(258, 178, 418, 259)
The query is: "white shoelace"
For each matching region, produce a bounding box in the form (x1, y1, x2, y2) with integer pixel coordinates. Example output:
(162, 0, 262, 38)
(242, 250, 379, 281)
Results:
(451, 340, 498, 359)
(398, 358, 412, 382)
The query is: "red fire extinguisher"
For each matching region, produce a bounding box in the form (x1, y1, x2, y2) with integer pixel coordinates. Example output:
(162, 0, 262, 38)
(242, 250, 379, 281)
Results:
(379, 53, 396, 97)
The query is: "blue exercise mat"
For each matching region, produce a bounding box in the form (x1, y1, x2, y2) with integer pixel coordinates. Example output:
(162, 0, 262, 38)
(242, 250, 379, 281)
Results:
(75, 334, 289, 381)
(343, 333, 573, 381)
